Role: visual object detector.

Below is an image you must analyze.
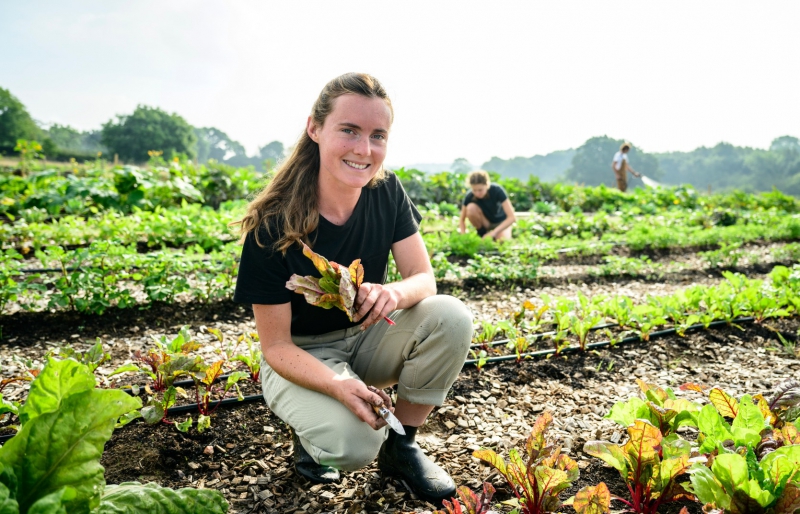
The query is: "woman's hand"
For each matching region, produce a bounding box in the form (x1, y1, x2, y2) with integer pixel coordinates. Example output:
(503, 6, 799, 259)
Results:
(458, 223, 467, 234)
(354, 282, 400, 329)
(334, 379, 393, 430)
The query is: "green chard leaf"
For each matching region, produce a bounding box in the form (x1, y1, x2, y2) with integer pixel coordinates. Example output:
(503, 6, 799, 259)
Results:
(18, 357, 95, 425)
(0, 387, 141, 513)
(96, 481, 227, 514)
(28, 486, 76, 514)
(605, 397, 649, 427)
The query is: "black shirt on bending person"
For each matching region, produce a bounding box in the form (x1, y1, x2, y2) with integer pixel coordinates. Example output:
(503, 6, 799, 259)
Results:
(462, 184, 508, 223)
(233, 172, 422, 336)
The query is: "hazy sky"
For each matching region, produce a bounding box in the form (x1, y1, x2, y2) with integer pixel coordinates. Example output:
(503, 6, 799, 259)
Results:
(1, 1, 798, 166)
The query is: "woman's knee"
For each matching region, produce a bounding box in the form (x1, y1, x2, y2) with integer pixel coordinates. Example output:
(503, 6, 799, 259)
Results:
(419, 295, 473, 347)
(320, 423, 385, 471)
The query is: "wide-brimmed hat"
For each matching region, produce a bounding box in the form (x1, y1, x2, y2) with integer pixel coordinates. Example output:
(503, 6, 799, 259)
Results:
(620, 142, 633, 150)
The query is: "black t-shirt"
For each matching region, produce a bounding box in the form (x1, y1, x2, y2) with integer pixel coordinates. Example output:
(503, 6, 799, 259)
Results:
(463, 184, 508, 223)
(234, 172, 422, 336)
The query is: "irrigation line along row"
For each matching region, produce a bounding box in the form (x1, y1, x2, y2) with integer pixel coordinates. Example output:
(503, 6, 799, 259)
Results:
(470, 322, 619, 350)
(0, 316, 762, 443)
(464, 317, 756, 365)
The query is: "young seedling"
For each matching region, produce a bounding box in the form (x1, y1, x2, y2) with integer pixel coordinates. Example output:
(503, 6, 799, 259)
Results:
(470, 349, 488, 372)
(231, 333, 263, 382)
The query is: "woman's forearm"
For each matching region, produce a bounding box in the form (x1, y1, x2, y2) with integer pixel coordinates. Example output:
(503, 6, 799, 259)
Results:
(491, 215, 516, 236)
(385, 271, 436, 309)
(262, 340, 343, 398)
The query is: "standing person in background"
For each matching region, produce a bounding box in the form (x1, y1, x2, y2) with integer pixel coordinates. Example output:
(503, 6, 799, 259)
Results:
(611, 142, 641, 192)
(458, 170, 516, 240)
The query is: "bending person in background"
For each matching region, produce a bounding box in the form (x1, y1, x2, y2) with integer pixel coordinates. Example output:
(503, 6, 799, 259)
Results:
(458, 170, 516, 240)
(232, 73, 472, 505)
(611, 142, 641, 192)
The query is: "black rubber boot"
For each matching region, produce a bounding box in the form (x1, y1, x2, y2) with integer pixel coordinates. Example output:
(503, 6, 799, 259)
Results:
(378, 426, 456, 505)
(476, 227, 487, 237)
(292, 430, 340, 484)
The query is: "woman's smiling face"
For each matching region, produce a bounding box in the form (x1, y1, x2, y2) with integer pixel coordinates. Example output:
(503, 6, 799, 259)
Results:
(308, 93, 392, 191)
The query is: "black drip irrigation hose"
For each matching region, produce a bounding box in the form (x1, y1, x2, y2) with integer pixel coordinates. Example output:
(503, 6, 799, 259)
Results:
(464, 316, 756, 365)
(0, 315, 759, 443)
(470, 322, 618, 350)
(165, 393, 263, 415)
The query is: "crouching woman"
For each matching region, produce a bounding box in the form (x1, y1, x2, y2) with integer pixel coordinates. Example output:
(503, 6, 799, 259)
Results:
(231, 73, 473, 504)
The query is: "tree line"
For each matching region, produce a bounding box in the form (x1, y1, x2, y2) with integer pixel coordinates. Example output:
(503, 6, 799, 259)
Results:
(474, 135, 800, 195)
(0, 87, 284, 171)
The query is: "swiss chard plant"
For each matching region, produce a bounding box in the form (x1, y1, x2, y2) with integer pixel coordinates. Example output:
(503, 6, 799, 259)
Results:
(605, 380, 700, 436)
(230, 332, 263, 383)
(434, 483, 498, 514)
(111, 327, 204, 392)
(473, 411, 579, 513)
(189, 360, 248, 432)
(688, 447, 800, 514)
(694, 389, 773, 455)
(583, 419, 695, 514)
(0, 357, 228, 514)
(286, 242, 365, 322)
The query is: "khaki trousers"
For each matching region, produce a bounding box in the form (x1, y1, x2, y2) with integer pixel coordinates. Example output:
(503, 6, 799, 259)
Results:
(260, 295, 473, 471)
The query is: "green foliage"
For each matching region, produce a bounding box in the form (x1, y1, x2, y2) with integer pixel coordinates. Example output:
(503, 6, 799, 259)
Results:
(101, 105, 197, 162)
(96, 482, 228, 514)
(0, 88, 41, 154)
(0, 357, 228, 514)
(688, 449, 800, 514)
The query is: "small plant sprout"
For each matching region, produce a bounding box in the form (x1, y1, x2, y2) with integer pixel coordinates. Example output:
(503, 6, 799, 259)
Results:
(470, 349, 488, 372)
(231, 332, 263, 382)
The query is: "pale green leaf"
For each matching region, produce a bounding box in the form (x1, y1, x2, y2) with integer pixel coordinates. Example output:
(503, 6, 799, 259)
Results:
(0, 388, 141, 513)
(18, 358, 95, 425)
(96, 481, 228, 514)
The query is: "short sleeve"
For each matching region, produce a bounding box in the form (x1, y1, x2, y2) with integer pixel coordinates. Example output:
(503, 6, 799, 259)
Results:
(494, 185, 508, 202)
(462, 191, 474, 207)
(391, 175, 423, 243)
(233, 227, 293, 305)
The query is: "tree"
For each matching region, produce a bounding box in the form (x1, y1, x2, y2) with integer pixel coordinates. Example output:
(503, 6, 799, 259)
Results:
(194, 126, 247, 163)
(450, 157, 473, 174)
(482, 149, 575, 182)
(44, 124, 106, 154)
(770, 136, 800, 153)
(0, 87, 41, 154)
(101, 105, 197, 162)
(255, 141, 283, 171)
(565, 136, 660, 187)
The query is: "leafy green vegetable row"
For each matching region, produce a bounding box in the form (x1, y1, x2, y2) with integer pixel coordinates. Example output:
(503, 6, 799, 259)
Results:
(2, 201, 245, 252)
(469, 266, 800, 364)
(0, 242, 238, 315)
(0, 357, 229, 514)
(0, 159, 263, 218)
(436, 380, 800, 514)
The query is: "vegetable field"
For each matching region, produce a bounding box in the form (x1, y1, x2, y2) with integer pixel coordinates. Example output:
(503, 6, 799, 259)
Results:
(2, 158, 800, 514)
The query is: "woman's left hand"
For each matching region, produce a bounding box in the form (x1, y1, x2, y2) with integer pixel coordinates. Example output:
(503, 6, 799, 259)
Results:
(355, 282, 400, 329)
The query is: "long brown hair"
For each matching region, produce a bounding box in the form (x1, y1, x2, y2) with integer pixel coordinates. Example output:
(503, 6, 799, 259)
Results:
(232, 73, 393, 253)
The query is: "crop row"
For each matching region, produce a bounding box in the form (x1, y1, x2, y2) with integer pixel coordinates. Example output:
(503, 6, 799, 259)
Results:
(5, 234, 800, 316)
(467, 266, 800, 365)
(439, 379, 800, 514)
(3, 160, 799, 221)
(3, 336, 799, 513)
